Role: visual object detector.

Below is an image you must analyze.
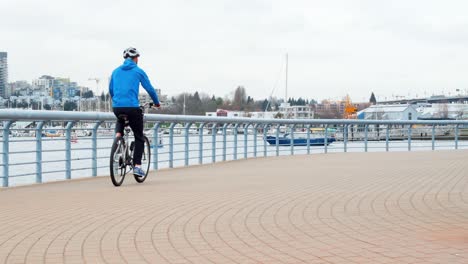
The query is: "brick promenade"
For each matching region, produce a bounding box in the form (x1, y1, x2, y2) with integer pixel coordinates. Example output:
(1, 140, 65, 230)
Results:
(0, 151, 467, 263)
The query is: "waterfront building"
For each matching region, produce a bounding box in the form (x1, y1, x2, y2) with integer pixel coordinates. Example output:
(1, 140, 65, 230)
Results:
(206, 109, 247, 118)
(279, 103, 314, 119)
(205, 109, 279, 119)
(139, 89, 167, 105)
(249, 111, 276, 119)
(9, 81, 31, 96)
(357, 104, 418, 120)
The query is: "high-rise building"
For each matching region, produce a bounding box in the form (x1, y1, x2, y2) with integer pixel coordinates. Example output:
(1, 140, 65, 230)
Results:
(0, 52, 7, 98)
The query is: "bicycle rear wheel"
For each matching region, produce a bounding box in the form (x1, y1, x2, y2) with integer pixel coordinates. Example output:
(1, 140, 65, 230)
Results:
(134, 136, 151, 183)
(110, 137, 127, 186)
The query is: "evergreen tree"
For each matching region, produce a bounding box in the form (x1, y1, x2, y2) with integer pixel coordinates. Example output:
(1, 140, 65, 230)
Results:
(83, 90, 94, 98)
(215, 97, 224, 106)
(64, 101, 78, 111)
(262, 99, 269, 111)
(369, 92, 377, 105)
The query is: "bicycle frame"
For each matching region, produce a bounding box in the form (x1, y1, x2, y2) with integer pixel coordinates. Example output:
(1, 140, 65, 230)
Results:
(122, 127, 134, 169)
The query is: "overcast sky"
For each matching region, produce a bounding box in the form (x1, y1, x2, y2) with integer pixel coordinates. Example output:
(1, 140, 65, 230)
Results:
(2, 0, 468, 102)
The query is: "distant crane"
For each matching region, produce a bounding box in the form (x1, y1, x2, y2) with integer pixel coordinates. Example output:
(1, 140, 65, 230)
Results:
(343, 95, 358, 119)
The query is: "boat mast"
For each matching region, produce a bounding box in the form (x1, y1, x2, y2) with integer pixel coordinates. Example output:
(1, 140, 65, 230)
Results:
(183, 93, 186, 115)
(285, 53, 288, 103)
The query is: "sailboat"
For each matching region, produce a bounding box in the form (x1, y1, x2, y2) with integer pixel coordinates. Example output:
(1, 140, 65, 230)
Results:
(264, 54, 336, 146)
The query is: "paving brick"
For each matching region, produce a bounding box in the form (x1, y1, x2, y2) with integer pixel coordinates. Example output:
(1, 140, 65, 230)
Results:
(0, 151, 467, 263)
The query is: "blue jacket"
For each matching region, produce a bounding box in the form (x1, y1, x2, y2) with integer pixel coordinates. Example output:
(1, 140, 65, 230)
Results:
(109, 59, 160, 108)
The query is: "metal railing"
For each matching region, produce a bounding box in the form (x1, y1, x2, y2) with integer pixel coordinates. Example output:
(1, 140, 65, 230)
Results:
(1, 109, 468, 187)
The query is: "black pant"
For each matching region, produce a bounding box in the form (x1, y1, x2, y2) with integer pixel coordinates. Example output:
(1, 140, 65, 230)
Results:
(113, 107, 144, 165)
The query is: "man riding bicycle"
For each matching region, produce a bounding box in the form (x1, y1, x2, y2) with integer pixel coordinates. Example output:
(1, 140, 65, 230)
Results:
(109, 47, 160, 177)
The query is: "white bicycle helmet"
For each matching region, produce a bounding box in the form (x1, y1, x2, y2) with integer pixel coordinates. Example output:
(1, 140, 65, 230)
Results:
(123, 47, 140, 59)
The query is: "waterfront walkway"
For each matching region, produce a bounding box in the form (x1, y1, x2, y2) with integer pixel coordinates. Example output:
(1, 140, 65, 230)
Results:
(0, 151, 467, 264)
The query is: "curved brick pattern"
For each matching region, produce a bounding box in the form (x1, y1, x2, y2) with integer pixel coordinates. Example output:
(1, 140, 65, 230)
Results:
(0, 151, 467, 264)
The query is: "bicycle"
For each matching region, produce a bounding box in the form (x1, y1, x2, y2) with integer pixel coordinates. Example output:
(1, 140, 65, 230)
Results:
(109, 103, 154, 186)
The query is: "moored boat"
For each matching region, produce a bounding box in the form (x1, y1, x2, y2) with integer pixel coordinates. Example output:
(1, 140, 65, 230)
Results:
(264, 134, 336, 146)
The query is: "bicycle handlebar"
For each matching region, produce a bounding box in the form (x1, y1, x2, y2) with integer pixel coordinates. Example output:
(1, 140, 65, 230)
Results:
(140, 102, 160, 109)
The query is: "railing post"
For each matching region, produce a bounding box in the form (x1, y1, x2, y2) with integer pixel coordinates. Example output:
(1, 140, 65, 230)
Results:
(184, 123, 192, 166)
(211, 124, 217, 163)
(306, 124, 311, 155)
(168, 123, 176, 168)
(290, 125, 296, 155)
(198, 123, 206, 165)
(263, 124, 268, 157)
(2, 121, 13, 187)
(243, 124, 249, 159)
(253, 124, 259, 158)
(276, 124, 281, 156)
(432, 124, 436, 151)
(152, 123, 160, 170)
(233, 124, 240, 160)
(36, 121, 45, 183)
(343, 124, 348, 153)
(92, 121, 102, 177)
(364, 124, 368, 152)
(324, 124, 328, 154)
(408, 124, 412, 152)
(65, 121, 75, 180)
(222, 124, 228, 161)
(455, 124, 459, 150)
(386, 125, 390, 152)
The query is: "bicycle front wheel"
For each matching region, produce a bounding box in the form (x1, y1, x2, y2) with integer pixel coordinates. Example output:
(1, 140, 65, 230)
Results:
(134, 136, 151, 183)
(110, 137, 127, 186)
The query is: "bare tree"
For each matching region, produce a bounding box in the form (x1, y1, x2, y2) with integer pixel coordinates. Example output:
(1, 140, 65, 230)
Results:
(233, 86, 247, 110)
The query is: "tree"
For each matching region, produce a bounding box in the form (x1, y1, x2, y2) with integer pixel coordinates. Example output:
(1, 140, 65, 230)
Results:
(64, 101, 78, 111)
(201, 94, 217, 113)
(215, 97, 224, 106)
(233, 86, 247, 110)
(186, 91, 203, 115)
(17, 101, 28, 109)
(262, 99, 271, 111)
(193, 91, 201, 103)
(82, 90, 94, 98)
(369, 92, 377, 105)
